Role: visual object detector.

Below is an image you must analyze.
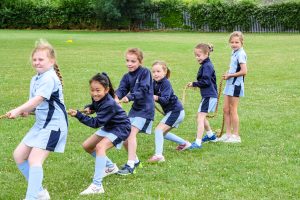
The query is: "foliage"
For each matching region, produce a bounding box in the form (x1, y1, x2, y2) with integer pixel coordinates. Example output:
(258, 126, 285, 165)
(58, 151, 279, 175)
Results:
(0, 0, 299, 30)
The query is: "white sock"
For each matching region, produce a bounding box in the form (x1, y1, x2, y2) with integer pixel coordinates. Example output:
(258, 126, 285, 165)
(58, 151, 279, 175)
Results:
(206, 130, 214, 137)
(134, 156, 139, 164)
(195, 139, 202, 146)
(127, 160, 135, 168)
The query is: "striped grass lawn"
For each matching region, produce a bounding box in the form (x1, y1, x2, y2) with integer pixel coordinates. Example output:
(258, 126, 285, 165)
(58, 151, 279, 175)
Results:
(0, 30, 299, 199)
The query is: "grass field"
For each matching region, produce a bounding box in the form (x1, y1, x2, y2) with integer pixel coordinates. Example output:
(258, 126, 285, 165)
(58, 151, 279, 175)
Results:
(0, 30, 299, 200)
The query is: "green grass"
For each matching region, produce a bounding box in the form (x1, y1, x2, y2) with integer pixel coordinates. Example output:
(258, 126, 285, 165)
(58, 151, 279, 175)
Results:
(0, 30, 299, 199)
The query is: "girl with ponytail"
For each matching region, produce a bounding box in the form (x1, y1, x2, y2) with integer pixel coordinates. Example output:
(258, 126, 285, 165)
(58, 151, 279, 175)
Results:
(5, 39, 68, 199)
(68, 72, 131, 195)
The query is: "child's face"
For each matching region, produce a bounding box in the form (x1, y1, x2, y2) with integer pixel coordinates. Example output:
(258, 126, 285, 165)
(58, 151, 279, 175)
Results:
(126, 53, 141, 72)
(32, 50, 54, 74)
(230, 36, 242, 51)
(194, 48, 208, 64)
(90, 81, 109, 102)
(152, 64, 166, 81)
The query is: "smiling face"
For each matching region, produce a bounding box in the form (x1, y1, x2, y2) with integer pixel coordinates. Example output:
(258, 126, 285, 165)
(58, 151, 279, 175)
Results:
(32, 50, 54, 74)
(194, 48, 208, 64)
(126, 53, 141, 72)
(152, 64, 166, 81)
(230, 36, 243, 51)
(90, 80, 109, 102)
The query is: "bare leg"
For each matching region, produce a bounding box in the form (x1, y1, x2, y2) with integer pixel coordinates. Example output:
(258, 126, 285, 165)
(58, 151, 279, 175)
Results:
(230, 97, 240, 135)
(196, 112, 207, 140)
(223, 95, 231, 134)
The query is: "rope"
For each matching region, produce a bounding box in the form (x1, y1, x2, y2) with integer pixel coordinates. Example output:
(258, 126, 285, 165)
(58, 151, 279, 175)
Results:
(0, 114, 8, 119)
(182, 77, 224, 118)
(155, 104, 165, 115)
(67, 109, 89, 115)
(182, 76, 225, 137)
(206, 77, 224, 118)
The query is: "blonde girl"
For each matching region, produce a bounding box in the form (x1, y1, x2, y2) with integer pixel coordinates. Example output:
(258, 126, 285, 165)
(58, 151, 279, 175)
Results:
(6, 39, 68, 200)
(218, 31, 248, 143)
(148, 61, 190, 163)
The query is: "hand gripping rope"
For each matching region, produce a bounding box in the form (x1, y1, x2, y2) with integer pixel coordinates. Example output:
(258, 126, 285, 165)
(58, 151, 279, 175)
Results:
(181, 77, 225, 138)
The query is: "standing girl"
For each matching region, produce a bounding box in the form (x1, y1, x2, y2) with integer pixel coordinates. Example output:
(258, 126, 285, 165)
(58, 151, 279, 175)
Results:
(6, 39, 68, 200)
(68, 73, 131, 195)
(218, 31, 247, 143)
(187, 43, 218, 149)
(148, 61, 191, 162)
(115, 48, 155, 175)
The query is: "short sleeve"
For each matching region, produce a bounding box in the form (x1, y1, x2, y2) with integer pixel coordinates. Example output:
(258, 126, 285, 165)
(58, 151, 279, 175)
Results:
(238, 51, 247, 64)
(35, 76, 55, 100)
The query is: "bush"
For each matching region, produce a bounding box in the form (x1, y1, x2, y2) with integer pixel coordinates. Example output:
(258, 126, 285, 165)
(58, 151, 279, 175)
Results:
(0, 0, 299, 31)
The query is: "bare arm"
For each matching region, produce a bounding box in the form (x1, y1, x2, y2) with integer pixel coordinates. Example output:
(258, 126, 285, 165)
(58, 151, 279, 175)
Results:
(6, 96, 44, 119)
(223, 63, 247, 80)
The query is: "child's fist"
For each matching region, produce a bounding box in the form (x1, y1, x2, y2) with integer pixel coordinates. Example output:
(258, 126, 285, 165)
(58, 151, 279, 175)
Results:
(68, 109, 77, 117)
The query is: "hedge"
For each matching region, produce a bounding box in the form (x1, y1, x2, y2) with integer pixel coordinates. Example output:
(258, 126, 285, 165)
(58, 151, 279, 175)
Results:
(0, 0, 299, 31)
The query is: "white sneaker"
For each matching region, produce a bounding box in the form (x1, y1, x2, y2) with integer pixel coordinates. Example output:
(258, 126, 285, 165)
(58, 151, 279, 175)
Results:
(37, 189, 50, 200)
(217, 134, 231, 142)
(103, 163, 119, 177)
(80, 183, 104, 195)
(224, 134, 241, 143)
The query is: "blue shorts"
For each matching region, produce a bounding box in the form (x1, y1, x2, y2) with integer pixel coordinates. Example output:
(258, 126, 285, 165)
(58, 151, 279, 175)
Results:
(95, 129, 123, 149)
(160, 110, 185, 128)
(198, 97, 217, 113)
(22, 125, 68, 153)
(223, 82, 244, 97)
(130, 117, 153, 134)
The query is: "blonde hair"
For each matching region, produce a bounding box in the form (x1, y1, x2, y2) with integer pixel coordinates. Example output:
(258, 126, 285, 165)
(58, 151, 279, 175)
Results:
(229, 31, 244, 45)
(126, 48, 144, 63)
(152, 61, 171, 79)
(31, 39, 64, 86)
(195, 43, 214, 56)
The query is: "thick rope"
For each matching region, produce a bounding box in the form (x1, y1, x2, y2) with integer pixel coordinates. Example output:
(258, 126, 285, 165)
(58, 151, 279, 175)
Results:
(182, 77, 225, 137)
(0, 114, 8, 119)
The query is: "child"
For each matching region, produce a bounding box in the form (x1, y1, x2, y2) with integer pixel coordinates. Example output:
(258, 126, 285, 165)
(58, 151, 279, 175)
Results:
(218, 31, 247, 143)
(187, 43, 218, 149)
(6, 39, 68, 200)
(115, 48, 155, 175)
(68, 73, 131, 195)
(148, 61, 191, 162)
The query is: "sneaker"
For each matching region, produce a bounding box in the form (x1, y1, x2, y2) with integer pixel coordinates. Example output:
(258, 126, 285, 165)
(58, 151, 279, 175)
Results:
(134, 160, 143, 169)
(120, 161, 143, 170)
(80, 183, 104, 195)
(224, 134, 241, 143)
(147, 155, 165, 163)
(176, 141, 192, 151)
(202, 134, 217, 143)
(103, 163, 119, 177)
(37, 189, 50, 200)
(216, 134, 231, 142)
(117, 164, 135, 175)
(188, 142, 202, 150)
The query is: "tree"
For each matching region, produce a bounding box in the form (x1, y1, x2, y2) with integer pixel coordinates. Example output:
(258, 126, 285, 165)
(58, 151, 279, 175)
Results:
(93, 0, 150, 29)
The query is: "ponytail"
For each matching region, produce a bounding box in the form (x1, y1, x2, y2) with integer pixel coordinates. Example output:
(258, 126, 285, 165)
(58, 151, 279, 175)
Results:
(90, 72, 115, 98)
(152, 60, 171, 79)
(53, 63, 64, 87)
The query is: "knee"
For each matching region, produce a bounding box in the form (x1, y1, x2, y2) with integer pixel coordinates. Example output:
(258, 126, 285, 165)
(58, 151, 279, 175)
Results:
(13, 149, 21, 163)
(223, 107, 230, 115)
(95, 143, 106, 155)
(81, 141, 93, 153)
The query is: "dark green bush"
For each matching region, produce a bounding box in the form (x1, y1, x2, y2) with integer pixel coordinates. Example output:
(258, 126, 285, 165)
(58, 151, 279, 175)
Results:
(0, 0, 299, 31)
